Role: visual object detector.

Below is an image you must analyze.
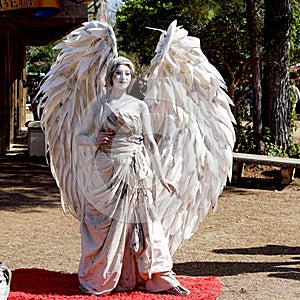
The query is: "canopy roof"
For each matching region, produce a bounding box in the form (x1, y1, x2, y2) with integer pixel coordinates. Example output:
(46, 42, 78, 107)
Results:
(1, 0, 87, 45)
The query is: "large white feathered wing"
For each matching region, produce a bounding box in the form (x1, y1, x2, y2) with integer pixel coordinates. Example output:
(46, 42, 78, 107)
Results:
(39, 20, 117, 220)
(145, 20, 236, 255)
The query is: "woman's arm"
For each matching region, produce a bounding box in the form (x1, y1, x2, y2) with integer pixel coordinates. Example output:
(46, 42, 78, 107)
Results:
(76, 109, 97, 146)
(76, 108, 114, 147)
(140, 101, 177, 195)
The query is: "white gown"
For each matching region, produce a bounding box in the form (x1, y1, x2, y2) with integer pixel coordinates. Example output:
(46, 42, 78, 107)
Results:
(77, 101, 180, 295)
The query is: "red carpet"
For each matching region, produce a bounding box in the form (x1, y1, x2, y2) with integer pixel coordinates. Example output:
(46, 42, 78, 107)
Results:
(9, 268, 222, 300)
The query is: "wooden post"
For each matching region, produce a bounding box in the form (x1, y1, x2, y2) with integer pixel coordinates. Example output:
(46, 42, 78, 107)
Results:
(232, 161, 245, 183)
(281, 167, 295, 184)
(0, 21, 9, 156)
(0, 21, 26, 155)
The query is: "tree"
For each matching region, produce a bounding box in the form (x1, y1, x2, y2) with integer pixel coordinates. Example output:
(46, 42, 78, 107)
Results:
(290, 0, 300, 65)
(26, 43, 60, 75)
(263, 0, 292, 152)
(116, 0, 189, 67)
(116, 0, 259, 153)
(196, 7, 251, 117)
(116, 0, 249, 71)
(247, 0, 264, 153)
(116, 1, 253, 107)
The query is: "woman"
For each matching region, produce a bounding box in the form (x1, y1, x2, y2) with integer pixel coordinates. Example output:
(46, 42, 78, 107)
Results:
(75, 56, 190, 296)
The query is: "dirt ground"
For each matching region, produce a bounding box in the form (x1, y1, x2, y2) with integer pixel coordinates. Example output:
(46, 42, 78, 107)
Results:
(0, 129, 300, 299)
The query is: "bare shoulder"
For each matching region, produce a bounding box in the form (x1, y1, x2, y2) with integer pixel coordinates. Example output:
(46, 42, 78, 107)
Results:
(137, 99, 150, 114)
(126, 95, 149, 114)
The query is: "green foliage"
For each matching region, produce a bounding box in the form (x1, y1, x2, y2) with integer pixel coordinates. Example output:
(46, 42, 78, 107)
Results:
(263, 142, 300, 158)
(261, 127, 300, 158)
(234, 122, 256, 153)
(195, 6, 252, 101)
(235, 123, 300, 158)
(290, 0, 300, 64)
(116, 0, 191, 65)
(116, 1, 254, 104)
(264, 143, 289, 158)
(287, 142, 300, 158)
(115, 0, 251, 69)
(26, 41, 60, 75)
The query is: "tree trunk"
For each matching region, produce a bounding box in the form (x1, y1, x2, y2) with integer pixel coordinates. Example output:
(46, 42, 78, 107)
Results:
(263, 0, 291, 152)
(247, 0, 264, 153)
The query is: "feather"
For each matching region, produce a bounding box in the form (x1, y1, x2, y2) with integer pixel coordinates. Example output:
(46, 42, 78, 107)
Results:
(39, 19, 235, 257)
(145, 21, 236, 254)
(39, 20, 117, 220)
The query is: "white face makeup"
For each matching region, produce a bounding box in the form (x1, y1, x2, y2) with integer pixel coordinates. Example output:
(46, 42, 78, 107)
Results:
(112, 65, 132, 90)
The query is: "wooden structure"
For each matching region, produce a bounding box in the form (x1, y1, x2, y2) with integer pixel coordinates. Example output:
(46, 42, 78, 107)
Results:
(232, 152, 300, 185)
(0, 0, 88, 155)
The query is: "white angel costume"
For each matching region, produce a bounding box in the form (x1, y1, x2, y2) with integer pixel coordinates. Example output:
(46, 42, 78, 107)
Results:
(39, 20, 235, 296)
(76, 100, 181, 294)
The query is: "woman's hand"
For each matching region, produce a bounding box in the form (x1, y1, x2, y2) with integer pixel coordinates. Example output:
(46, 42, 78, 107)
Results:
(160, 178, 177, 196)
(95, 132, 114, 146)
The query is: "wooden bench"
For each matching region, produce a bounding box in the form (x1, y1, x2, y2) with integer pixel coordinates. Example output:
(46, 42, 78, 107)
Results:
(232, 152, 300, 184)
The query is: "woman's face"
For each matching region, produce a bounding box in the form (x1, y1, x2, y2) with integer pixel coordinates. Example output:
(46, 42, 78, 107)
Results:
(112, 64, 132, 90)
